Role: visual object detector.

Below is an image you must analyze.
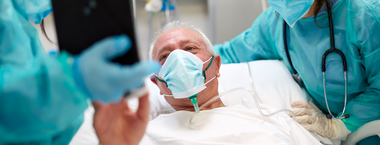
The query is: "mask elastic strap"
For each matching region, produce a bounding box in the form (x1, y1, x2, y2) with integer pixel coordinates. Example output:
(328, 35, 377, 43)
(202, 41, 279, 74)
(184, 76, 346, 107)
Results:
(155, 76, 168, 87)
(203, 56, 213, 64)
(202, 56, 214, 83)
(204, 76, 216, 86)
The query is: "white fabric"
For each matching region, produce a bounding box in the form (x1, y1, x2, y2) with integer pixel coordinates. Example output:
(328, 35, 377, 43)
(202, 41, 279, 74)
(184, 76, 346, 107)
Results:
(140, 104, 321, 145)
(218, 60, 309, 110)
(69, 60, 337, 144)
(217, 60, 337, 145)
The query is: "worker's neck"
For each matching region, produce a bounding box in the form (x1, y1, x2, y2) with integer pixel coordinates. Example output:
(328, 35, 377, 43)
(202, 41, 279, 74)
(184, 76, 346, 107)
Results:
(303, 2, 318, 18)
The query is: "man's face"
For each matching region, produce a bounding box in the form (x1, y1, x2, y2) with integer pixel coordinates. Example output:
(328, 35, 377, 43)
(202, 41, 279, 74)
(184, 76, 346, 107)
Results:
(151, 28, 221, 109)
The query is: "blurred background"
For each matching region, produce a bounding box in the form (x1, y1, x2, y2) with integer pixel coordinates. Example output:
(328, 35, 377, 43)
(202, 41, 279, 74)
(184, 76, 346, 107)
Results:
(33, 0, 269, 60)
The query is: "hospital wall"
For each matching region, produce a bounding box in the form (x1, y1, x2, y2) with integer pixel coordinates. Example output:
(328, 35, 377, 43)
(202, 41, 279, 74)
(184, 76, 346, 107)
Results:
(134, 0, 210, 59)
(208, 0, 268, 44)
(33, 0, 267, 60)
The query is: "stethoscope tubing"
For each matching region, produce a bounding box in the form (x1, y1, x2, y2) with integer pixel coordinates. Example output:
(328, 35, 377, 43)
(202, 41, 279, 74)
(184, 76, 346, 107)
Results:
(283, 0, 348, 119)
(322, 0, 347, 72)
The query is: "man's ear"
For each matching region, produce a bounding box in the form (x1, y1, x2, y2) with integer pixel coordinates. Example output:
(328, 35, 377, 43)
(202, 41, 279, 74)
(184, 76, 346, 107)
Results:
(214, 55, 222, 78)
(150, 76, 159, 86)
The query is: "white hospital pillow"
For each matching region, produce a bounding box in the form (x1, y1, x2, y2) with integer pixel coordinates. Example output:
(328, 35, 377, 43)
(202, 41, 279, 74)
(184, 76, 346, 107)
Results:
(143, 60, 309, 119)
(218, 60, 309, 110)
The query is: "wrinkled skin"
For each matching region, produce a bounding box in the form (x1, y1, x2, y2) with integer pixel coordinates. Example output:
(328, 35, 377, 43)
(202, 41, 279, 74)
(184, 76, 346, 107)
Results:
(93, 93, 150, 145)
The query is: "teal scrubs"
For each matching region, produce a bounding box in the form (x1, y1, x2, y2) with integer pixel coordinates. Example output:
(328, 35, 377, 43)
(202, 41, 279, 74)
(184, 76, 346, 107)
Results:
(214, 0, 380, 143)
(0, 0, 88, 144)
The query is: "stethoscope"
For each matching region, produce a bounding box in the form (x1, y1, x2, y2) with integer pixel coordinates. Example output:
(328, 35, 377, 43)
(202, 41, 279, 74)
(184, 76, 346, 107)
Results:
(283, 1, 349, 119)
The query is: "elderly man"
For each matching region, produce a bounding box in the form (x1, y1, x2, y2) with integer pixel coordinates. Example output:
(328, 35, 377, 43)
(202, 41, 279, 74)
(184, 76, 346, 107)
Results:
(140, 21, 321, 145)
(149, 22, 224, 112)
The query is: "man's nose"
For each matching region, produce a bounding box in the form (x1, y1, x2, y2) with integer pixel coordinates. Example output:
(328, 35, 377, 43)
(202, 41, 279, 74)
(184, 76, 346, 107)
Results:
(165, 41, 181, 50)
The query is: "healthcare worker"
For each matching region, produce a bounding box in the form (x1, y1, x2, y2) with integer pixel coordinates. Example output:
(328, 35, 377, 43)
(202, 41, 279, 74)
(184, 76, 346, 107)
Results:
(0, 0, 160, 144)
(213, 0, 380, 144)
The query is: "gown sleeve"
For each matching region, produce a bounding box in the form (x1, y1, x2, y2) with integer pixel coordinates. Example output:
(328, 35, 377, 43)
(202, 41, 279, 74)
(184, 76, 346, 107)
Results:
(342, 0, 380, 132)
(0, 1, 88, 144)
(213, 7, 283, 64)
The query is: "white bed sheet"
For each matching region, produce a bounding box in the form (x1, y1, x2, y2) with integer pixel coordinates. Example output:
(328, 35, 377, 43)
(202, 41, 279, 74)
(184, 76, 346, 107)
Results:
(141, 103, 322, 145)
(69, 60, 338, 145)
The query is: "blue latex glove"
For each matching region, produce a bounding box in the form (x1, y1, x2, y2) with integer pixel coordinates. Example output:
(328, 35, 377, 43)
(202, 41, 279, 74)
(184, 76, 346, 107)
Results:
(73, 35, 161, 103)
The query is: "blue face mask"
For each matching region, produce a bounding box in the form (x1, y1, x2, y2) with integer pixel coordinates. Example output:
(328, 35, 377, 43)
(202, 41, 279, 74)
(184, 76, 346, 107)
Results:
(156, 50, 215, 99)
(268, 0, 314, 27)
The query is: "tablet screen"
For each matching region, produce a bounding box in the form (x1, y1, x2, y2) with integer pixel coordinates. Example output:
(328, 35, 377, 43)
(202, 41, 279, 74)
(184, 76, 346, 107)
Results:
(52, 0, 139, 65)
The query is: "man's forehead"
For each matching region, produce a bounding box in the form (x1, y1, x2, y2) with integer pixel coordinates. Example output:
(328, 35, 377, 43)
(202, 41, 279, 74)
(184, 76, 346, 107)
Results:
(157, 28, 201, 44)
(153, 28, 203, 58)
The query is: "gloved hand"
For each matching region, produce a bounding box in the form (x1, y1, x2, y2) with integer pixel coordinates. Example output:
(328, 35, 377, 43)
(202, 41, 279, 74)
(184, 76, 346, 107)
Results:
(73, 35, 160, 103)
(291, 101, 350, 140)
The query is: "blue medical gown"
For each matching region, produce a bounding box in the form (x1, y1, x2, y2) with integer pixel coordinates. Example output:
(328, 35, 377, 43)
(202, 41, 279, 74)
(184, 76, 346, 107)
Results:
(0, 0, 88, 144)
(214, 0, 380, 132)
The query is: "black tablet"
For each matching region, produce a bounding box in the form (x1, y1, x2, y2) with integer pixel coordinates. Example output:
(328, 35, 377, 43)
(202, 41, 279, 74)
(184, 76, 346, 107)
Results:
(52, 0, 139, 65)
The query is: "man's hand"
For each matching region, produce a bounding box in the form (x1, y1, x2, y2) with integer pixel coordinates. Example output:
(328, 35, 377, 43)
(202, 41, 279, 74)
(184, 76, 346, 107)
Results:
(93, 93, 150, 145)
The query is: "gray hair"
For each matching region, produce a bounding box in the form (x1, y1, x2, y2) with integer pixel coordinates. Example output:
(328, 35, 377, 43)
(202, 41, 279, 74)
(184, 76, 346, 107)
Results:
(149, 20, 214, 59)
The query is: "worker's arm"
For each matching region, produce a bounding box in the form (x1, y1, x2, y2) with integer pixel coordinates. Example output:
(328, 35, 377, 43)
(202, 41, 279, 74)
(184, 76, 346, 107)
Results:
(0, 38, 160, 144)
(213, 7, 282, 64)
(0, 51, 89, 144)
(0, 1, 160, 143)
(342, 0, 380, 132)
(0, 1, 88, 143)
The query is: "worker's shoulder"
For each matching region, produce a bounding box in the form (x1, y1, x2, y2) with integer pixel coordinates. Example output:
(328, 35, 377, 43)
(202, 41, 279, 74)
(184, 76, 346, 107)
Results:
(348, 0, 380, 21)
(252, 7, 282, 29)
(260, 7, 278, 20)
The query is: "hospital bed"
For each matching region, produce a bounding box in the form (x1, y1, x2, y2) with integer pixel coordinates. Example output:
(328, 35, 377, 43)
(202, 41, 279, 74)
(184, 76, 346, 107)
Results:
(69, 60, 379, 145)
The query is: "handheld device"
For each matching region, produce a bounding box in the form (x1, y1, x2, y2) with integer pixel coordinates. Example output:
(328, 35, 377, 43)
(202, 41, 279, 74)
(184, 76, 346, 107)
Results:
(52, 0, 147, 99)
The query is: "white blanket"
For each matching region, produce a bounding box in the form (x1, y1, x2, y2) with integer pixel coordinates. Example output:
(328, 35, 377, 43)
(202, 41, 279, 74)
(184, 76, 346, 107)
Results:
(70, 61, 335, 145)
(140, 103, 321, 145)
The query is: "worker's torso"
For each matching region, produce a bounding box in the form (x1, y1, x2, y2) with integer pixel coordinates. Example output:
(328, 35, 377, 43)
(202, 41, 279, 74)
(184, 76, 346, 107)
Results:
(272, 0, 367, 115)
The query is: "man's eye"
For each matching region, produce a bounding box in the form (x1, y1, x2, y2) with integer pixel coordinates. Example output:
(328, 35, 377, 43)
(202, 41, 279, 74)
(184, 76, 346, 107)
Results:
(160, 55, 168, 60)
(159, 55, 168, 63)
(185, 47, 198, 54)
